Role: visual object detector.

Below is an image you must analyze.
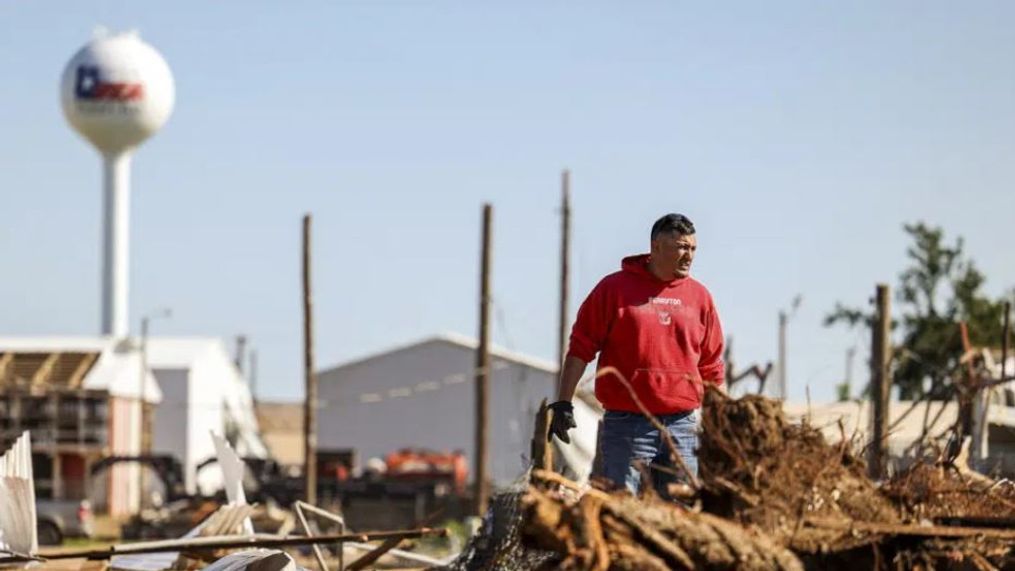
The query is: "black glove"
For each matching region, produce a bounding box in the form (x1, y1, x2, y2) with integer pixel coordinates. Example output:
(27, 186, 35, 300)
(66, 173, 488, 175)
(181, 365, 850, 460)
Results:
(547, 401, 577, 444)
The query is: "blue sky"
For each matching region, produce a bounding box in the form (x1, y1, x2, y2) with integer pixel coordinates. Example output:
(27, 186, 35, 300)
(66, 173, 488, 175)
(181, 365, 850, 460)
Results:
(2, 2, 1013, 402)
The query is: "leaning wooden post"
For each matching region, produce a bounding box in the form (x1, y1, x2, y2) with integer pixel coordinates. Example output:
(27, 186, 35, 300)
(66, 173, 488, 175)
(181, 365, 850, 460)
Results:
(869, 284, 891, 480)
(530, 399, 553, 471)
(302, 214, 318, 505)
(474, 204, 493, 516)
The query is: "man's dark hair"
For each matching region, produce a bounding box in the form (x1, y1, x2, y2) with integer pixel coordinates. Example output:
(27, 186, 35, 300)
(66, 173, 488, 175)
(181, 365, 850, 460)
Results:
(650, 213, 695, 240)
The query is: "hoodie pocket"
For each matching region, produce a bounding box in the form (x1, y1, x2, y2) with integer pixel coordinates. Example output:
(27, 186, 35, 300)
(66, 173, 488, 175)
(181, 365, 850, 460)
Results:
(631, 368, 704, 408)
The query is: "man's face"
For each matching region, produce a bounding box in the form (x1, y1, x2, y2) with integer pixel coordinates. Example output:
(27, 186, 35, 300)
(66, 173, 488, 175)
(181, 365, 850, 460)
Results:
(650, 231, 697, 279)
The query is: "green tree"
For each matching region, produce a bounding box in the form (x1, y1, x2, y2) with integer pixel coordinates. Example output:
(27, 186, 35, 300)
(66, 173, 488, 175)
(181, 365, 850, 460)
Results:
(825, 223, 1010, 400)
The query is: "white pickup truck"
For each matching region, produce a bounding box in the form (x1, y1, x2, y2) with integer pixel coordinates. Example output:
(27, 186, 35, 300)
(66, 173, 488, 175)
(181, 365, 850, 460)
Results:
(35, 498, 94, 545)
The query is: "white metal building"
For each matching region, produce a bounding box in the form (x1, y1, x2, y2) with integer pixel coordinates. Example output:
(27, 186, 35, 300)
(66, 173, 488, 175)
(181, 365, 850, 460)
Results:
(317, 333, 557, 487)
(147, 337, 266, 495)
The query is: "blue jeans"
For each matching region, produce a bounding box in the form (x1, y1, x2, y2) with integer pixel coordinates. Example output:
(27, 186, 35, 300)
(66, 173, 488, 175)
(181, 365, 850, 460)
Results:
(598, 409, 699, 496)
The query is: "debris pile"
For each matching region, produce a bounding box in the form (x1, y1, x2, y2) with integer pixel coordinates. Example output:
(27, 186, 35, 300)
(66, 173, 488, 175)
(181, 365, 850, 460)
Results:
(882, 459, 1015, 523)
(521, 474, 801, 571)
(697, 390, 899, 538)
(500, 389, 1015, 570)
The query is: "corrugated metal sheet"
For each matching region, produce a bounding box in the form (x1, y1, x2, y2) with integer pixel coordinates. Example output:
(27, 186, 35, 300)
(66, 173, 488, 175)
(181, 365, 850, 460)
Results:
(202, 550, 303, 571)
(0, 431, 38, 557)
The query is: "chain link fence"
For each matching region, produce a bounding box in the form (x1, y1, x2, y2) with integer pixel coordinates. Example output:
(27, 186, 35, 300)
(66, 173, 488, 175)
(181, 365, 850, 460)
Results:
(433, 479, 557, 571)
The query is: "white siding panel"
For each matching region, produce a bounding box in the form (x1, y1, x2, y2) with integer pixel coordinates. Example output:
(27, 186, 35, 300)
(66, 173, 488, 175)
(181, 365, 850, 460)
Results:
(152, 368, 190, 489)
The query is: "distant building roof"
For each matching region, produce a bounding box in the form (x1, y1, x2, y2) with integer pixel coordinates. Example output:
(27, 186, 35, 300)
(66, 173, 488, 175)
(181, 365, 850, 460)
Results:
(0, 336, 161, 402)
(318, 332, 558, 376)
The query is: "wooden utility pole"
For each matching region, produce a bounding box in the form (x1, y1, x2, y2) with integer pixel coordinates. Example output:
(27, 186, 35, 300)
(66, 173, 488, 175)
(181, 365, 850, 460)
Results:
(302, 214, 317, 505)
(474, 203, 492, 516)
(249, 350, 259, 405)
(869, 284, 891, 480)
(234, 335, 247, 374)
(973, 301, 1012, 469)
(777, 311, 787, 399)
(1003, 302, 1011, 381)
(845, 346, 856, 397)
(557, 169, 571, 390)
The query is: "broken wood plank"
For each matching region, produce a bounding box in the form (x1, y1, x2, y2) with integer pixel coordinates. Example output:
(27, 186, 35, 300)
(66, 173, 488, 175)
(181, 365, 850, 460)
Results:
(67, 353, 99, 388)
(0, 353, 12, 387)
(935, 516, 1015, 529)
(31, 353, 59, 386)
(806, 517, 1015, 540)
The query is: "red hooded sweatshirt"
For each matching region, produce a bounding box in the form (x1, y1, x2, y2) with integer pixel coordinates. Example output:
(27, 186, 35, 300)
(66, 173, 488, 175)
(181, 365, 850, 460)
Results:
(567, 254, 725, 414)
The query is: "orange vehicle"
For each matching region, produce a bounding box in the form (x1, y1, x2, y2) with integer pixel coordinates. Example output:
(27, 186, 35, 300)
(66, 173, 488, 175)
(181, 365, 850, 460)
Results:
(384, 448, 468, 494)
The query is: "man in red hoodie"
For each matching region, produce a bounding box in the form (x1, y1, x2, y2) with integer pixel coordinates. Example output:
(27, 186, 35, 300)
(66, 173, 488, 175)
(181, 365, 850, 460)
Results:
(548, 213, 724, 495)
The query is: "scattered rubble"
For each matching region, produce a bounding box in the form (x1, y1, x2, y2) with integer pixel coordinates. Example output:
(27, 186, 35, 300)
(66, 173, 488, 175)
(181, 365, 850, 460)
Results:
(494, 388, 1015, 570)
(1, 430, 449, 571)
(7, 387, 1015, 570)
(882, 460, 1015, 523)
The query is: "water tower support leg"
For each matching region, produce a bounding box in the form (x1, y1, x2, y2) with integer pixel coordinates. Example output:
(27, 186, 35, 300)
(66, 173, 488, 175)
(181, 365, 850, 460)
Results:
(102, 152, 131, 338)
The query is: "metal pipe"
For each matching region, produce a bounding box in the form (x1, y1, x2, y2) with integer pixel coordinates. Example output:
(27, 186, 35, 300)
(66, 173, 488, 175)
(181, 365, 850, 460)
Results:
(40, 528, 447, 561)
(294, 502, 330, 571)
(294, 501, 346, 571)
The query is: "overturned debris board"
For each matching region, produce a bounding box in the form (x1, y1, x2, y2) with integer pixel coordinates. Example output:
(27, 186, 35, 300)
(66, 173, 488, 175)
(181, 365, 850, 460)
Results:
(211, 432, 254, 534)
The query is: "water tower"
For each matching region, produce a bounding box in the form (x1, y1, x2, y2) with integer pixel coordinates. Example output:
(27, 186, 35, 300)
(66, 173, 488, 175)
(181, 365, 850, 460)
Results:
(61, 30, 174, 338)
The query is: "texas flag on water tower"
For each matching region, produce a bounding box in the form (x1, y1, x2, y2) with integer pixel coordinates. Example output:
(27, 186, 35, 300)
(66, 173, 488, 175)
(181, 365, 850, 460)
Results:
(74, 65, 144, 102)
